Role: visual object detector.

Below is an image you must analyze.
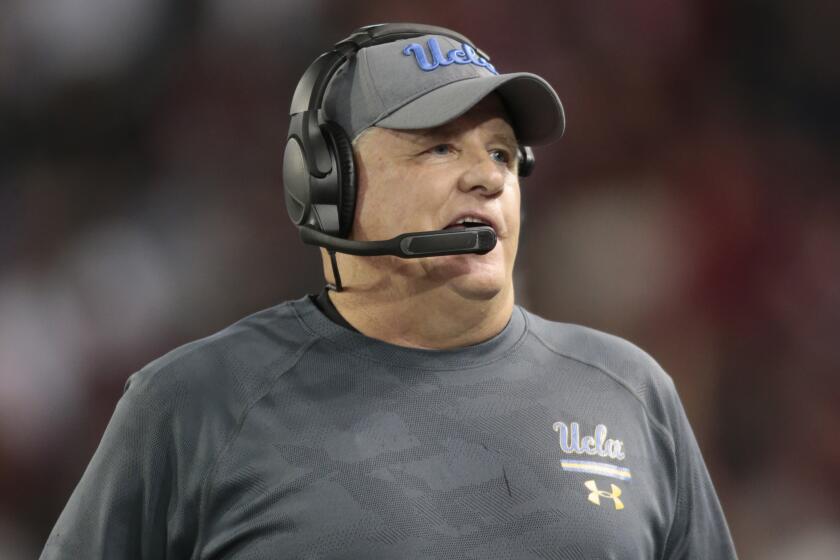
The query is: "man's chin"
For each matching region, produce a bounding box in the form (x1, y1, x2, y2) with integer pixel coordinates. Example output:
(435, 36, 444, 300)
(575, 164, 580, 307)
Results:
(422, 251, 509, 299)
(450, 284, 503, 301)
(443, 270, 508, 301)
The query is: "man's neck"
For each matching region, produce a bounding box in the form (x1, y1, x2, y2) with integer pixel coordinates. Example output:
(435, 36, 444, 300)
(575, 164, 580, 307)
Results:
(327, 283, 515, 350)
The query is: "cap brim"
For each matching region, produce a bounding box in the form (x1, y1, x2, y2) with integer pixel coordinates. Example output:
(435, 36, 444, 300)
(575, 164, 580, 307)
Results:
(374, 72, 565, 146)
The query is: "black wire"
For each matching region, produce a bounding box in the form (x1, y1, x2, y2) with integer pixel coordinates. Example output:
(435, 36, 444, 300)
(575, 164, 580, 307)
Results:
(327, 249, 343, 292)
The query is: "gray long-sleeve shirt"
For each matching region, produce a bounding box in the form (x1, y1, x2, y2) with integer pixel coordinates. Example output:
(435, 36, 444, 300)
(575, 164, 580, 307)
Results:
(42, 294, 737, 559)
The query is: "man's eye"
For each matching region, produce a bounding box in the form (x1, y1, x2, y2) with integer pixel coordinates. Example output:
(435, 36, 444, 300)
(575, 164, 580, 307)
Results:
(428, 144, 452, 156)
(490, 149, 512, 164)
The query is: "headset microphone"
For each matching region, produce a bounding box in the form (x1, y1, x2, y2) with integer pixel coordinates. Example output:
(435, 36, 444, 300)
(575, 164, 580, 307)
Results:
(299, 224, 496, 258)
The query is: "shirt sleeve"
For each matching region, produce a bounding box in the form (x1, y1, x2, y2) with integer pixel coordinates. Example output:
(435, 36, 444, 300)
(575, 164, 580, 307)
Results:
(662, 376, 738, 559)
(40, 373, 174, 560)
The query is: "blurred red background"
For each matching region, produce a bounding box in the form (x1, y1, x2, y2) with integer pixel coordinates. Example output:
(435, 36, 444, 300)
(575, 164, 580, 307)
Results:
(2, 1, 839, 558)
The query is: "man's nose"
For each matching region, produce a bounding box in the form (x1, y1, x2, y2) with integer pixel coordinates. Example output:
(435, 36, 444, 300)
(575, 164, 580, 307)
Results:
(457, 150, 506, 197)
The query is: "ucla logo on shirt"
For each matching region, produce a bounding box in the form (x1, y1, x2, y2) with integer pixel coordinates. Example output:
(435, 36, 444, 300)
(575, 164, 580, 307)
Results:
(553, 421, 625, 460)
(403, 37, 499, 75)
(552, 421, 632, 481)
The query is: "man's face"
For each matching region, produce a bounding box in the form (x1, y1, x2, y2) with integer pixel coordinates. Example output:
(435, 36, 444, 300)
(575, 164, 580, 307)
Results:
(350, 94, 521, 301)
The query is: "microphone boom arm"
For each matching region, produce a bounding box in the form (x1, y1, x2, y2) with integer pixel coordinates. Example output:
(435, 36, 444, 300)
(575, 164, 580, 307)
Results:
(299, 225, 497, 258)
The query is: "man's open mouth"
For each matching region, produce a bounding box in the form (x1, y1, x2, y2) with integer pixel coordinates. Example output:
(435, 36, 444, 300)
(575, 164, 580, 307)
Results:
(443, 215, 496, 232)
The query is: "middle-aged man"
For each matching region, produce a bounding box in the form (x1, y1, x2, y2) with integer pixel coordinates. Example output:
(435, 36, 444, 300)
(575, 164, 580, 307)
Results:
(42, 23, 737, 559)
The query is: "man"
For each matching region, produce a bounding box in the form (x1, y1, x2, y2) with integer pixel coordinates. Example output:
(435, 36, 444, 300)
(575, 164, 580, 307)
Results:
(42, 24, 737, 559)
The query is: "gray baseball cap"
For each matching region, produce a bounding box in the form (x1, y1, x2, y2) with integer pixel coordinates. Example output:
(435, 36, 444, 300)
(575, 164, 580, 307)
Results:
(323, 34, 565, 146)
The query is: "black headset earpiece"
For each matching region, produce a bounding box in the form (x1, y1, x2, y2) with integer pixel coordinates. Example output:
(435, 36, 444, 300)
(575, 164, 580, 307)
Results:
(518, 146, 535, 177)
(283, 23, 536, 240)
(322, 120, 357, 238)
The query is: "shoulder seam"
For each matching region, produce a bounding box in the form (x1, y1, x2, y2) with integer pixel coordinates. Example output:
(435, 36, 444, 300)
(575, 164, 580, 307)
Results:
(527, 329, 676, 453)
(290, 298, 319, 338)
(192, 335, 319, 559)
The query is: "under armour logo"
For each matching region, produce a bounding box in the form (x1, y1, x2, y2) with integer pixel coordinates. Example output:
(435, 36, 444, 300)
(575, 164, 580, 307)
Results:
(585, 480, 624, 510)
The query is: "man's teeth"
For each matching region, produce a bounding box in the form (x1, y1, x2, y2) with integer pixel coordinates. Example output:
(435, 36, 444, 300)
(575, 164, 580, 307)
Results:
(455, 217, 489, 225)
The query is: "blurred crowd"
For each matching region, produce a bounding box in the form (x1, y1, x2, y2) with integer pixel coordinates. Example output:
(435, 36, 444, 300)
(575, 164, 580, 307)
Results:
(1, 1, 838, 558)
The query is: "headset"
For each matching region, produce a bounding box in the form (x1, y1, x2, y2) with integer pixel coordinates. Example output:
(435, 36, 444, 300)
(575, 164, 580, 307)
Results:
(283, 23, 535, 290)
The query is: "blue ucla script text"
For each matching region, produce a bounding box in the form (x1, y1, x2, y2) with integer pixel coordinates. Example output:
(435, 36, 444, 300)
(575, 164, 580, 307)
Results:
(403, 37, 498, 75)
(552, 421, 626, 460)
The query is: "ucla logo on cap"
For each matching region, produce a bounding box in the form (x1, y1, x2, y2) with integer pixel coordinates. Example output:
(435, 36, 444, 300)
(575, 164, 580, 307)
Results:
(403, 37, 498, 75)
